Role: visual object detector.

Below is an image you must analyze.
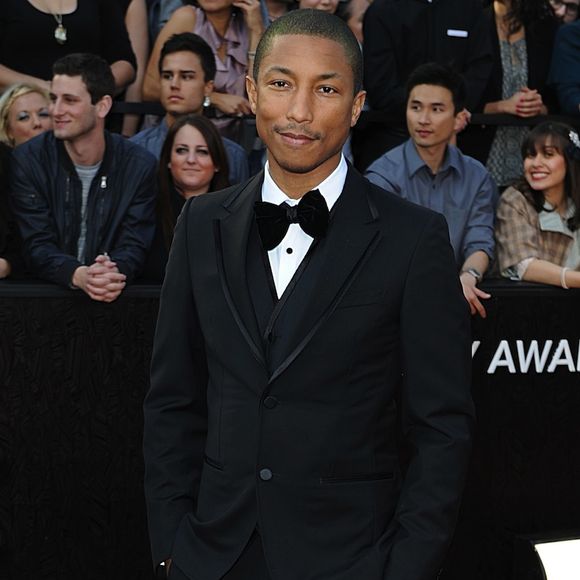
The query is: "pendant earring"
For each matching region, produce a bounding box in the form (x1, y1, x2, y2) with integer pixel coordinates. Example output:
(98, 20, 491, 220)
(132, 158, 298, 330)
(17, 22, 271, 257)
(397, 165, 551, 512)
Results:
(203, 95, 211, 108)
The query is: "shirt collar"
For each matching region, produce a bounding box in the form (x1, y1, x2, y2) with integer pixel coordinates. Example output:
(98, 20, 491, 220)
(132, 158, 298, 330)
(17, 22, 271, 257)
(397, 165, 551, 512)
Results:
(539, 199, 576, 238)
(262, 155, 347, 210)
(404, 139, 460, 178)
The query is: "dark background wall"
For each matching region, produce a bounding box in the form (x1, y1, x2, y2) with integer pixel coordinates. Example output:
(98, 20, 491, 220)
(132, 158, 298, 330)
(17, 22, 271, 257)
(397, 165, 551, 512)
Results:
(1, 281, 579, 580)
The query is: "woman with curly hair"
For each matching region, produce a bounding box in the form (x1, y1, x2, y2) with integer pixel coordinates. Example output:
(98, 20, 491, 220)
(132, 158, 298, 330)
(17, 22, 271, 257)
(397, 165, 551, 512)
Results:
(495, 122, 580, 288)
(460, 0, 559, 189)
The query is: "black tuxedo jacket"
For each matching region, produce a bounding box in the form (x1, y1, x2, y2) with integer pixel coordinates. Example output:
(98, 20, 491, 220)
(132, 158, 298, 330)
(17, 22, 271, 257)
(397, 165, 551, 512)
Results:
(143, 166, 474, 580)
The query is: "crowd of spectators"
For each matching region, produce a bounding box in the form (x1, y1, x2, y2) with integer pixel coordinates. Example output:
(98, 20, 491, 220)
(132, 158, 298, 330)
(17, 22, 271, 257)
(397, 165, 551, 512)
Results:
(1, 0, 580, 307)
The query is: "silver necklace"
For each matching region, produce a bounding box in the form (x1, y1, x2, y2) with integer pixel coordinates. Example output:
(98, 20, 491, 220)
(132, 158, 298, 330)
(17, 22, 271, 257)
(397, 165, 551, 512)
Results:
(43, 0, 67, 44)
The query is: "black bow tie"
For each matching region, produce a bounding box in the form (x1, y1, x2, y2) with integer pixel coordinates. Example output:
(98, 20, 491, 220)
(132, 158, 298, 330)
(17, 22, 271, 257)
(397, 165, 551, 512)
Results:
(254, 189, 329, 251)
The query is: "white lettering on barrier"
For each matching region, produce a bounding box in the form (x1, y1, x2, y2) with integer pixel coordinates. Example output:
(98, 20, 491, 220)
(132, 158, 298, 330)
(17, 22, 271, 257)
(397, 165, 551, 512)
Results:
(473, 339, 580, 375)
(487, 340, 516, 374)
(516, 340, 552, 373)
(547, 339, 575, 373)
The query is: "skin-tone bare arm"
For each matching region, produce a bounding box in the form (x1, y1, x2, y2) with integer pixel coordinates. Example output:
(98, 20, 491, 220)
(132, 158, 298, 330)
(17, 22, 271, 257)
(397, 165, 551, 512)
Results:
(523, 258, 580, 288)
(110, 60, 137, 95)
(122, 0, 150, 136)
(459, 250, 491, 318)
(0, 258, 11, 279)
(0, 65, 51, 93)
(0, 61, 134, 95)
(143, 6, 197, 101)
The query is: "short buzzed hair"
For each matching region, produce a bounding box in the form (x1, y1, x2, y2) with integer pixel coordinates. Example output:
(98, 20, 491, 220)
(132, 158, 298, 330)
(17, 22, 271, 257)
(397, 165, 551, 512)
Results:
(253, 9, 363, 94)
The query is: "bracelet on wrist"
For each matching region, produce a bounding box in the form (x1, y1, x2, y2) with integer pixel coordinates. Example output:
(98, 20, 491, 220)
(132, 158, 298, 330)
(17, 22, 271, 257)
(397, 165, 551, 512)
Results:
(561, 266, 570, 290)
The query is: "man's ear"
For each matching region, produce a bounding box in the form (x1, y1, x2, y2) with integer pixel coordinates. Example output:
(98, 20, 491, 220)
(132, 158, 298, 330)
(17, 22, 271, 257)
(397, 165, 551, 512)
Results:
(204, 79, 215, 99)
(246, 75, 258, 116)
(96, 95, 113, 119)
(350, 90, 366, 127)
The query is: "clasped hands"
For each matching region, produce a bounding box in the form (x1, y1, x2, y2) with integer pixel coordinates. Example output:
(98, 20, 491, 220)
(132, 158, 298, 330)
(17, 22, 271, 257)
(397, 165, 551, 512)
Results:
(507, 87, 546, 118)
(72, 254, 126, 303)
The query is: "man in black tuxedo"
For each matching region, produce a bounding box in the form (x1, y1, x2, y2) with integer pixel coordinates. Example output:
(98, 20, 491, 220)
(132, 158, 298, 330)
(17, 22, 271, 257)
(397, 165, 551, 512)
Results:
(144, 9, 474, 580)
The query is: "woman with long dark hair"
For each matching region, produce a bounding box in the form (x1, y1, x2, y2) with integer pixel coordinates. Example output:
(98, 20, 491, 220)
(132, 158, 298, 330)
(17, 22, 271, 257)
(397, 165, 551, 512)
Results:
(143, 113, 230, 281)
(495, 122, 580, 287)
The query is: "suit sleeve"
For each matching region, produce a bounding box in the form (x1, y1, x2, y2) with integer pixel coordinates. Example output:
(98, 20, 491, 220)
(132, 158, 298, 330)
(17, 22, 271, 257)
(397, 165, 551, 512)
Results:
(143, 197, 209, 565)
(384, 212, 475, 580)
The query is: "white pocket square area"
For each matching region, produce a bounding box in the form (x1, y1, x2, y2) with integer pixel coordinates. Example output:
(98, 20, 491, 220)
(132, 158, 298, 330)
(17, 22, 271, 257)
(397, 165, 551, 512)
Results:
(447, 29, 469, 38)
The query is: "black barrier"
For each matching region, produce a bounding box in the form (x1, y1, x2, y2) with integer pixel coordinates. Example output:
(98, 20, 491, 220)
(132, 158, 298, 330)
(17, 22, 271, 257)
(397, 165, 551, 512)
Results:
(1, 280, 579, 580)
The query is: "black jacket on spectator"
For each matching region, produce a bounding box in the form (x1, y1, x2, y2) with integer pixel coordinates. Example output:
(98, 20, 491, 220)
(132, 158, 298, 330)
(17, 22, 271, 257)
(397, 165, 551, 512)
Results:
(459, 7, 559, 165)
(0, 142, 23, 276)
(356, 0, 493, 169)
(10, 131, 157, 288)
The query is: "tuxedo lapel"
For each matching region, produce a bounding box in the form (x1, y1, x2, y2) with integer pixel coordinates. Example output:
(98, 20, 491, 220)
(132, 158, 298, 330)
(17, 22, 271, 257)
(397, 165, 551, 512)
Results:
(214, 172, 266, 370)
(268, 168, 382, 385)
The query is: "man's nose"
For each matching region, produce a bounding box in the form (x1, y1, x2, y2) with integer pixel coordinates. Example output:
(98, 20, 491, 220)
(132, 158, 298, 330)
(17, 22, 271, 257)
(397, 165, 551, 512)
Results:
(287, 88, 313, 124)
(418, 111, 431, 124)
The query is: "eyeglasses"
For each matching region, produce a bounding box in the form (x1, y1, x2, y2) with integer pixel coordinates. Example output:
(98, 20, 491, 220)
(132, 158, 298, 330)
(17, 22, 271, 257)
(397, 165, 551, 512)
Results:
(551, 0, 579, 15)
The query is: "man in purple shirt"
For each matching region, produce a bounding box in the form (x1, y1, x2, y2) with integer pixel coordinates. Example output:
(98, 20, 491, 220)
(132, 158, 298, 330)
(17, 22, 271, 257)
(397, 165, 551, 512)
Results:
(366, 63, 497, 318)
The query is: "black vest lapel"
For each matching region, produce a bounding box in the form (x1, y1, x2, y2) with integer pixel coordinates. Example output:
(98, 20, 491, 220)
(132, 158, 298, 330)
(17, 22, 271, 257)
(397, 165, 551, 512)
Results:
(246, 220, 276, 338)
(267, 167, 382, 384)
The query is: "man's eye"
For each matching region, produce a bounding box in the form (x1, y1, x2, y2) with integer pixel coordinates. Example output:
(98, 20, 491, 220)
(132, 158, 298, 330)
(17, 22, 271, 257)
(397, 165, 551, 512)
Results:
(319, 86, 336, 94)
(183, 74, 195, 81)
(271, 80, 289, 88)
(161, 73, 172, 80)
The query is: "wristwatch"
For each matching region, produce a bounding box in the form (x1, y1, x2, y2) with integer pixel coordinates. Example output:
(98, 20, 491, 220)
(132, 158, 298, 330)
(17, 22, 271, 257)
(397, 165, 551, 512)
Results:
(461, 267, 482, 282)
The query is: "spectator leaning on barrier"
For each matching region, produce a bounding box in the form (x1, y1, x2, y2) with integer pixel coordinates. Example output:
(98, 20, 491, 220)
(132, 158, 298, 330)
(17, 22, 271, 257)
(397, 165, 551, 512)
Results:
(357, 0, 493, 170)
(10, 53, 157, 303)
(495, 122, 580, 289)
(366, 63, 497, 319)
(549, 19, 580, 116)
(131, 32, 249, 184)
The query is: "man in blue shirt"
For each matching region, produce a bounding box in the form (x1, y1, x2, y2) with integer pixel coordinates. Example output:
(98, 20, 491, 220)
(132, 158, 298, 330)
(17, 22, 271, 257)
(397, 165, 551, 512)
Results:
(366, 63, 496, 318)
(131, 32, 249, 184)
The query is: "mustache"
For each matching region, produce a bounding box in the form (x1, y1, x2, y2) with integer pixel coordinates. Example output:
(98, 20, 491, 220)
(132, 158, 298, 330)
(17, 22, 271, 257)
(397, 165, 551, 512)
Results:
(273, 124, 321, 140)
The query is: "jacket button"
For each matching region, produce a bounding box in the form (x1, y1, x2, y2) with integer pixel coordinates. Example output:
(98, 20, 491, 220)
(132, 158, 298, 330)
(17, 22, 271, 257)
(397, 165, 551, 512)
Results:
(259, 468, 273, 481)
(263, 396, 278, 409)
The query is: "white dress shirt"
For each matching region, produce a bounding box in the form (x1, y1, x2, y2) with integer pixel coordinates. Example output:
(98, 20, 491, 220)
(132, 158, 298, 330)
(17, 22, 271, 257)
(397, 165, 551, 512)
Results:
(261, 156, 348, 298)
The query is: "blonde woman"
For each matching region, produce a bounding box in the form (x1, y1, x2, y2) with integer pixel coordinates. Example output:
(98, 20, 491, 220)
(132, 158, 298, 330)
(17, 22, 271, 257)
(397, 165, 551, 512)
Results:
(0, 83, 52, 147)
